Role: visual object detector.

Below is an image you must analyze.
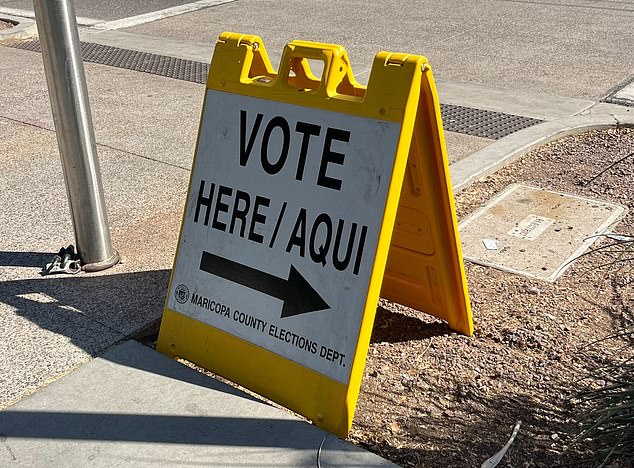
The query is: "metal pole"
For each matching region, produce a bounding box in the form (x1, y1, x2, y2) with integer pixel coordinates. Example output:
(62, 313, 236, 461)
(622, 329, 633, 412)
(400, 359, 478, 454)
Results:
(33, 0, 119, 272)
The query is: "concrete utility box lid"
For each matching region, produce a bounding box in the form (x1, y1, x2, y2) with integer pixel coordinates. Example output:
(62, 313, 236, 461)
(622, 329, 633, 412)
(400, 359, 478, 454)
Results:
(458, 184, 627, 282)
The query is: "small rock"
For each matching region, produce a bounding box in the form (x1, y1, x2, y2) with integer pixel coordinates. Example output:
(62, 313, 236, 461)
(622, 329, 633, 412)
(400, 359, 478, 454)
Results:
(390, 420, 402, 434)
(401, 374, 413, 387)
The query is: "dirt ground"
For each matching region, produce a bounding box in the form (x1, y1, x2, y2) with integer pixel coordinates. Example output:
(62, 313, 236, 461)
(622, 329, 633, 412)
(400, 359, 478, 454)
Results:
(348, 127, 634, 467)
(0, 20, 13, 30)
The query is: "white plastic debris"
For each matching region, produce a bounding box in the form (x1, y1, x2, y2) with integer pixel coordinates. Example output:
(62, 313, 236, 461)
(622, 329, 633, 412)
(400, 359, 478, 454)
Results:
(482, 238, 498, 250)
(481, 421, 521, 468)
(606, 233, 634, 242)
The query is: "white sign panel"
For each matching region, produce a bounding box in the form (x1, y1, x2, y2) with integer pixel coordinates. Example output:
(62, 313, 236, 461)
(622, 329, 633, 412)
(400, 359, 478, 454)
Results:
(167, 90, 401, 384)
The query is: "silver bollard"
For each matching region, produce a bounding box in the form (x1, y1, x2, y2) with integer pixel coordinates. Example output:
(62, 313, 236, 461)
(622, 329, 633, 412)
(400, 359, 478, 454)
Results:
(33, 0, 119, 272)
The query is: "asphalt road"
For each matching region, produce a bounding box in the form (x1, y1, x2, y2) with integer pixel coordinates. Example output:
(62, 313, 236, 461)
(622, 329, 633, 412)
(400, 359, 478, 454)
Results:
(0, 0, 198, 21)
(124, 0, 634, 101)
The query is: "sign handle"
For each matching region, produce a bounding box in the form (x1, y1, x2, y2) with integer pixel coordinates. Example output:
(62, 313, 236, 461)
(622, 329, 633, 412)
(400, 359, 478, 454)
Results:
(276, 40, 364, 98)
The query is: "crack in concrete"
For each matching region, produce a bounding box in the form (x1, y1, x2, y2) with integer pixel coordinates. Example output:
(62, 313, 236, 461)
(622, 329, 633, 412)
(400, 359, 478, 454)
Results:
(0, 434, 17, 461)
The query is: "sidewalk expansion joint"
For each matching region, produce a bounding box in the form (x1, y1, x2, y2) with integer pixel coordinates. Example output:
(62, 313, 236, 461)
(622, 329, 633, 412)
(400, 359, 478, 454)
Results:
(1, 115, 191, 171)
(4, 39, 543, 140)
(96, 142, 191, 171)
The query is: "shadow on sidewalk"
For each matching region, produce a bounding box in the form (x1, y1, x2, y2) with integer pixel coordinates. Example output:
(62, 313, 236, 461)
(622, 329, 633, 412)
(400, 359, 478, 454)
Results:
(0, 251, 53, 268)
(0, 340, 331, 458)
(0, 411, 320, 447)
(0, 252, 288, 437)
(0, 251, 258, 398)
(0, 253, 169, 356)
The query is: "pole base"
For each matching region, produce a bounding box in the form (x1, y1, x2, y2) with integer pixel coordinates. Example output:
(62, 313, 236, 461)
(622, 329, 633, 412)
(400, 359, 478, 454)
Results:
(82, 249, 120, 272)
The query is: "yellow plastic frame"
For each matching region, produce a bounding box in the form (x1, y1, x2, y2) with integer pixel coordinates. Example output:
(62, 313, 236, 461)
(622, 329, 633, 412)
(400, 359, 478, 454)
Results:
(158, 32, 472, 438)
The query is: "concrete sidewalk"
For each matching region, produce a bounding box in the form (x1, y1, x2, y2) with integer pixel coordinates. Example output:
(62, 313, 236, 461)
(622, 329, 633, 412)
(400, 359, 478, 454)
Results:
(0, 340, 394, 467)
(0, 44, 192, 408)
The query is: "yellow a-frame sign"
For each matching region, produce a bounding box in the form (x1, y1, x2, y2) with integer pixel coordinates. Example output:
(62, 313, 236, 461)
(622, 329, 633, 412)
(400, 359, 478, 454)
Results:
(158, 32, 472, 438)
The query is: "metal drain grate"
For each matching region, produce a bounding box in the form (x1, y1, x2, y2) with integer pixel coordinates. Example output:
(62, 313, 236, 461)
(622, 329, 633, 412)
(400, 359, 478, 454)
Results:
(6, 39, 543, 139)
(440, 103, 541, 139)
(7, 39, 210, 84)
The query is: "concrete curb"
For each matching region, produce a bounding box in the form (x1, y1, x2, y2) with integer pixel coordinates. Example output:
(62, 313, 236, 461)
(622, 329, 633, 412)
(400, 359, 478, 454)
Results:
(0, 15, 37, 43)
(451, 113, 634, 193)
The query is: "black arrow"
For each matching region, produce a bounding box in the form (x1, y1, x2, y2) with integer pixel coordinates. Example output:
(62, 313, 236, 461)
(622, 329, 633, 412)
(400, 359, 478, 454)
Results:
(199, 251, 330, 318)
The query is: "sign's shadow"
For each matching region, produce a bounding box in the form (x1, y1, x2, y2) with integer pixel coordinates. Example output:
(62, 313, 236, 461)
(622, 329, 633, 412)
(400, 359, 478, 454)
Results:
(370, 306, 453, 344)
